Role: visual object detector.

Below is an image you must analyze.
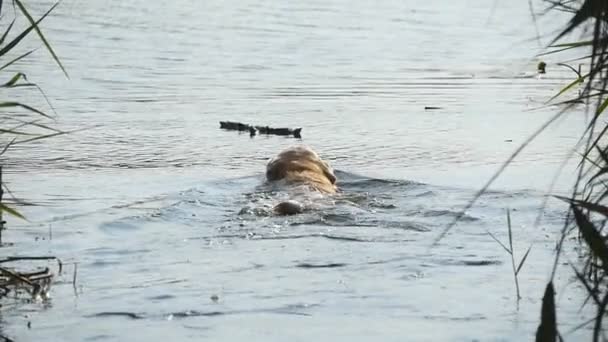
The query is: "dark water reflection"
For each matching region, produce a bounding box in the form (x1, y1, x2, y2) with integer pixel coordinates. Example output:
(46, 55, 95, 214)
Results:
(0, 0, 594, 341)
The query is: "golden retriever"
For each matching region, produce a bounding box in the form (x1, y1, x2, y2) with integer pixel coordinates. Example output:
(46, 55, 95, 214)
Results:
(266, 145, 337, 215)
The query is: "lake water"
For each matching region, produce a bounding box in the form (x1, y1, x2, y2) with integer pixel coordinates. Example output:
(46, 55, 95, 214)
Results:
(0, 0, 596, 341)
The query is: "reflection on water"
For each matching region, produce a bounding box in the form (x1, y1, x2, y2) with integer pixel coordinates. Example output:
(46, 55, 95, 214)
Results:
(1, 0, 593, 341)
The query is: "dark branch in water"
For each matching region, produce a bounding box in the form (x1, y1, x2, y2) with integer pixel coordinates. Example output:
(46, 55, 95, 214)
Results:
(295, 262, 348, 268)
(219, 121, 302, 138)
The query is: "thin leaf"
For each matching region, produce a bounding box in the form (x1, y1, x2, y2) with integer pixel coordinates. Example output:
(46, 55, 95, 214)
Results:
(507, 209, 514, 253)
(13, 130, 65, 144)
(571, 205, 608, 273)
(580, 116, 608, 163)
(558, 53, 594, 65)
(0, 137, 16, 156)
(538, 44, 586, 57)
(516, 245, 532, 276)
(5, 82, 40, 88)
(0, 49, 34, 72)
(1, 72, 26, 87)
(578, 150, 602, 170)
(549, 89, 603, 107)
(486, 230, 512, 255)
(0, 69, 57, 116)
(0, 128, 35, 135)
(555, 195, 608, 218)
(547, 74, 588, 103)
(0, 3, 56, 58)
(550, 40, 595, 48)
(549, 0, 601, 46)
(596, 96, 608, 115)
(0, 203, 25, 220)
(14, 0, 67, 78)
(11, 126, 96, 146)
(596, 145, 608, 164)
(432, 109, 567, 246)
(564, 317, 598, 335)
(570, 263, 601, 306)
(1, 184, 35, 207)
(0, 18, 14, 46)
(0, 101, 52, 119)
(11, 119, 61, 133)
(537, 38, 604, 57)
(557, 63, 583, 79)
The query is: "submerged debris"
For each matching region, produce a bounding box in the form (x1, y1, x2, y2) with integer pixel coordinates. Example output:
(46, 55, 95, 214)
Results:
(0, 256, 61, 301)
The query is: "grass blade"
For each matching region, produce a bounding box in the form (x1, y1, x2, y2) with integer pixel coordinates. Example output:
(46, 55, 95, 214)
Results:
(0, 137, 16, 156)
(0, 101, 52, 119)
(507, 209, 513, 252)
(571, 204, 608, 273)
(0, 3, 56, 58)
(11, 126, 96, 146)
(0, 203, 25, 220)
(11, 119, 61, 133)
(550, 40, 595, 48)
(537, 45, 584, 57)
(549, 0, 598, 46)
(554, 195, 608, 217)
(535, 282, 557, 342)
(486, 230, 512, 254)
(596, 96, 608, 115)
(0, 49, 34, 72)
(0, 128, 35, 135)
(0, 19, 15, 46)
(1, 72, 26, 87)
(432, 109, 567, 246)
(571, 263, 601, 306)
(546, 74, 588, 104)
(516, 245, 532, 276)
(12, 130, 65, 144)
(13, 0, 67, 78)
(557, 63, 583, 79)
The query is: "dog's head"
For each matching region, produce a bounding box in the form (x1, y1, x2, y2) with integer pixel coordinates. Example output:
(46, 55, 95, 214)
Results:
(266, 145, 337, 194)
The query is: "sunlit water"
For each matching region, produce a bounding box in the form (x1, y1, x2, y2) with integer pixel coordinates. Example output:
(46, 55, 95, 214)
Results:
(0, 0, 597, 340)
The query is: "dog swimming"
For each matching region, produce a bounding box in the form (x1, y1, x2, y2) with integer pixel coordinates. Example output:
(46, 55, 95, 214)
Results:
(265, 145, 337, 215)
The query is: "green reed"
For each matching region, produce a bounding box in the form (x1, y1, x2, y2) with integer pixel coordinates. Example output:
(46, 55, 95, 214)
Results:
(535, 1, 608, 341)
(0, 0, 67, 221)
(429, 1, 608, 340)
(0, 5, 66, 340)
(486, 209, 531, 304)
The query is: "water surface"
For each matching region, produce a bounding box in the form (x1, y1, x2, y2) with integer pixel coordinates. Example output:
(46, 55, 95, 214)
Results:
(0, 0, 595, 340)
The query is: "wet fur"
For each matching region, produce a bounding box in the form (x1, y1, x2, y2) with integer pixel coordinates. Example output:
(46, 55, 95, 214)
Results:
(266, 146, 337, 214)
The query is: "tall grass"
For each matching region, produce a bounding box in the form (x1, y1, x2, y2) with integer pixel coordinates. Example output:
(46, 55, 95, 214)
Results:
(429, 0, 608, 340)
(0, 0, 66, 222)
(0, 4, 66, 340)
(487, 209, 532, 305)
(534, 0, 608, 340)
